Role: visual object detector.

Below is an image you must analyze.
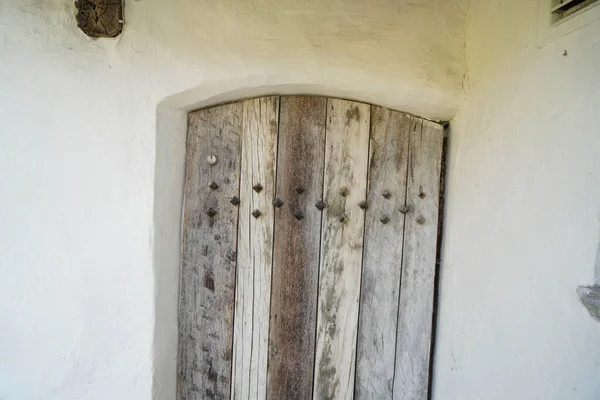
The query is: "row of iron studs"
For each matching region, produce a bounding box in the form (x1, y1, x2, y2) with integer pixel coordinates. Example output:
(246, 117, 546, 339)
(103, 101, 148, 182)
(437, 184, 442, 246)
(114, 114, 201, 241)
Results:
(205, 180, 425, 225)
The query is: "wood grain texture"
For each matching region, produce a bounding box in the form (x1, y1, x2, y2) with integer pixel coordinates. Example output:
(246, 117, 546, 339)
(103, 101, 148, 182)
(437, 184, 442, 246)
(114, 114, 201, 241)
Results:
(75, 0, 123, 38)
(313, 99, 370, 400)
(178, 102, 244, 400)
(231, 97, 279, 400)
(267, 96, 327, 400)
(355, 108, 411, 400)
(393, 118, 444, 400)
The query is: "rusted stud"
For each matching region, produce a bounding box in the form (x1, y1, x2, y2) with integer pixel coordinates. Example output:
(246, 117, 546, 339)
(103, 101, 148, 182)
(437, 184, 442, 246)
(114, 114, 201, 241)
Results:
(358, 200, 368, 210)
(209, 181, 219, 190)
(398, 204, 410, 214)
(294, 211, 305, 221)
(382, 190, 391, 199)
(226, 251, 237, 262)
(252, 209, 262, 219)
(315, 200, 326, 211)
(339, 214, 347, 223)
(272, 198, 284, 208)
(296, 187, 305, 195)
(416, 215, 425, 225)
(253, 183, 264, 193)
(230, 196, 240, 206)
(205, 208, 217, 217)
(380, 214, 390, 224)
(207, 154, 218, 166)
(339, 187, 349, 197)
(419, 192, 426, 199)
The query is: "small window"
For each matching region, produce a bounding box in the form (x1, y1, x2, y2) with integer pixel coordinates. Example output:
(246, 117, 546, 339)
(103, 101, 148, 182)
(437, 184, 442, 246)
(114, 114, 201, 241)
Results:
(538, 0, 600, 44)
(551, 0, 600, 24)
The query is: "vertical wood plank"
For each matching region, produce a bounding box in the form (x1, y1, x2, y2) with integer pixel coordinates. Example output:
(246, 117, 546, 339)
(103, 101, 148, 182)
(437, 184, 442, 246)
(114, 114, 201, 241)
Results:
(231, 97, 279, 400)
(355, 108, 411, 400)
(393, 118, 444, 400)
(313, 99, 370, 400)
(178, 102, 244, 400)
(267, 96, 327, 400)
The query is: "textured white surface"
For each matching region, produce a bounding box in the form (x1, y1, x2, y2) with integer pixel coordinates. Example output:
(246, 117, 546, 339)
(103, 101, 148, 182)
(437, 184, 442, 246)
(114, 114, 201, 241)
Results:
(435, 1, 600, 399)
(0, 1, 467, 399)
(7, 0, 599, 399)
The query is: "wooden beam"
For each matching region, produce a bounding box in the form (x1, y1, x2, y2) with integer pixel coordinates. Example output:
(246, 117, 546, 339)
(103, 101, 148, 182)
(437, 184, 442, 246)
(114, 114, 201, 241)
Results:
(267, 96, 327, 400)
(231, 97, 280, 400)
(355, 107, 411, 399)
(393, 118, 443, 400)
(178, 102, 243, 400)
(313, 99, 370, 400)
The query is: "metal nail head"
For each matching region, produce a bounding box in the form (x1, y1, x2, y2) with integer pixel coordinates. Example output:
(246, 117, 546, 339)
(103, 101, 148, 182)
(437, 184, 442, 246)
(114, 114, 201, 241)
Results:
(382, 190, 391, 199)
(272, 198, 284, 208)
(253, 183, 264, 193)
(339, 214, 347, 223)
(315, 200, 326, 210)
(252, 209, 262, 219)
(294, 211, 305, 221)
(227, 251, 237, 262)
(339, 187, 349, 197)
(207, 154, 218, 166)
(359, 200, 368, 210)
(230, 196, 240, 206)
(398, 204, 410, 214)
(296, 187, 305, 195)
(205, 208, 217, 217)
(416, 215, 425, 225)
(380, 214, 390, 224)
(209, 181, 219, 190)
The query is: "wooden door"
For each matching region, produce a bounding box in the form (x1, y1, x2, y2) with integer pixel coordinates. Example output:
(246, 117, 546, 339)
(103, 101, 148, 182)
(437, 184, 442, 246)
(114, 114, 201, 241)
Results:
(178, 96, 444, 400)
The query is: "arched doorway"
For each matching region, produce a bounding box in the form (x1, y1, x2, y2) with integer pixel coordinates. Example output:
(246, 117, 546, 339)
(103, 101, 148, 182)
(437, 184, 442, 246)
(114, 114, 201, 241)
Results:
(178, 96, 444, 400)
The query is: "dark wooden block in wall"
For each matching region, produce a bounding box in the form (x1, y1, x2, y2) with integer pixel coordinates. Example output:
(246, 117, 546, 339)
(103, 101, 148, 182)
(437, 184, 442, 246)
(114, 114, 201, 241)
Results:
(75, 0, 123, 38)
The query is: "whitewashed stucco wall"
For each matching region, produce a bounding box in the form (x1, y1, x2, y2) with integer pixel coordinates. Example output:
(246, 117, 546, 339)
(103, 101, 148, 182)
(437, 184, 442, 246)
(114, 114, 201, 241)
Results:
(435, 1, 600, 399)
(0, 1, 468, 399)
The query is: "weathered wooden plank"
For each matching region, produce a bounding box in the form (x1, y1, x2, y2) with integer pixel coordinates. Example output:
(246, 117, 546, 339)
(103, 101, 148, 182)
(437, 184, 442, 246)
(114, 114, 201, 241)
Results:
(231, 97, 279, 400)
(267, 96, 327, 400)
(393, 118, 444, 400)
(178, 102, 244, 400)
(313, 99, 370, 400)
(355, 107, 412, 400)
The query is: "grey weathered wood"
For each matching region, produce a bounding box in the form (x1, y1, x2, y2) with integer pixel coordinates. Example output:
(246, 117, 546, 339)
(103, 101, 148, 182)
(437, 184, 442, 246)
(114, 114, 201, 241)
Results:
(393, 118, 444, 400)
(355, 107, 412, 400)
(178, 102, 244, 400)
(267, 96, 327, 400)
(231, 97, 279, 400)
(177, 97, 444, 400)
(313, 99, 371, 400)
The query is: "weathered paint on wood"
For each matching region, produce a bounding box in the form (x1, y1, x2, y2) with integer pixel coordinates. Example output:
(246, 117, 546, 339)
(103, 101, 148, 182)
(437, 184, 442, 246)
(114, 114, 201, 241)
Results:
(178, 102, 244, 400)
(231, 97, 279, 400)
(313, 99, 370, 400)
(267, 96, 327, 400)
(355, 107, 411, 400)
(393, 118, 444, 400)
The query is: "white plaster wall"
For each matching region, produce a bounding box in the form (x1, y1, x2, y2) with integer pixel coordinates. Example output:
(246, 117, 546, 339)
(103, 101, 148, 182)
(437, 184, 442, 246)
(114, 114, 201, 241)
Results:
(0, 1, 467, 399)
(435, 1, 600, 398)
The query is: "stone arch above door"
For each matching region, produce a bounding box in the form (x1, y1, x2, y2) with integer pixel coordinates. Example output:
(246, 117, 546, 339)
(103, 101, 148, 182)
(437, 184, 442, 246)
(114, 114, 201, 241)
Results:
(177, 96, 444, 400)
